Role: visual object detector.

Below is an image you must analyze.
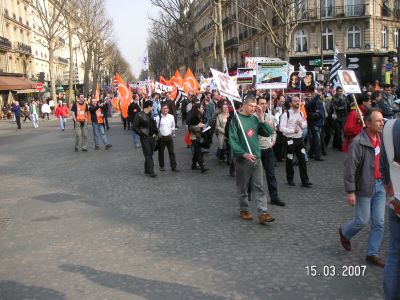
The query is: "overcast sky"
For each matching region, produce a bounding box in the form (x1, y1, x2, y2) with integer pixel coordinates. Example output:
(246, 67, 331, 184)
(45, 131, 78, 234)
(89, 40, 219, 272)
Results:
(104, 0, 157, 78)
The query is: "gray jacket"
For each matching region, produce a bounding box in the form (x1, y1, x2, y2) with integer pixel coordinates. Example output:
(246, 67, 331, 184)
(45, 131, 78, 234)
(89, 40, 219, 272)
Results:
(344, 129, 380, 197)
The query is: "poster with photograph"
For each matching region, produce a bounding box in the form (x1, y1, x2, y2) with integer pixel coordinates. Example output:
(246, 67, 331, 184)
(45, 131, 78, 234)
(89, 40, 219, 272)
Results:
(337, 70, 361, 94)
(237, 68, 254, 84)
(256, 61, 288, 89)
(210, 68, 241, 101)
(245, 57, 282, 71)
(287, 71, 316, 93)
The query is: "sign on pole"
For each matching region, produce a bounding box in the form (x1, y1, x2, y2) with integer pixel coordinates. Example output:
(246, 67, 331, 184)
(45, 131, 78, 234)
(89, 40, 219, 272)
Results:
(255, 61, 289, 90)
(236, 68, 253, 84)
(287, 71, 316, 93)
(210, 68, 241, 101)
(36, 82, 44, 92)
(245, 57, 282, 71)
(337, 70, 362, 94)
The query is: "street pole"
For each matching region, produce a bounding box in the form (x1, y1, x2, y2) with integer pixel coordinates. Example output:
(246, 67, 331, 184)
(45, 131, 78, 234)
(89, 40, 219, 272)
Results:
(397, 28, 400, 86)
(320, 0, 324, 78)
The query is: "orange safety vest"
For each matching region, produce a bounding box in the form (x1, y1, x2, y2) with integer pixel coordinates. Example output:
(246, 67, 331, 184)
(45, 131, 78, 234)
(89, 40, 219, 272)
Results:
(76, 102, 87, 122)
(95, 108, 103, 124)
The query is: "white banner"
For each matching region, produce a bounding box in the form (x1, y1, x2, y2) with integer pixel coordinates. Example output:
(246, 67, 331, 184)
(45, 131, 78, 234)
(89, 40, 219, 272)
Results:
(210, 68, 241, 101)
(245, 57, 282, 71)
(154, 81, 173, 94)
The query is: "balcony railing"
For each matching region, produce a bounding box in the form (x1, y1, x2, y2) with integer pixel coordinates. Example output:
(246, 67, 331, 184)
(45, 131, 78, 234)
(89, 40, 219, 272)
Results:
(222, 16, 234, 27)
(224, 37, 238, 48)
(14, 42, 32, 55)
(58, 56, 69, 64)
(0, 36, 12, 51)
(239, 30, 249, 40)
(295, 4, 368, 21)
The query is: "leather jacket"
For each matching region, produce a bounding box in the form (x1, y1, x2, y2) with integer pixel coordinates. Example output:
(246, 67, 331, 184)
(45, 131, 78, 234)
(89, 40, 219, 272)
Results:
(132, 111, 158, 137)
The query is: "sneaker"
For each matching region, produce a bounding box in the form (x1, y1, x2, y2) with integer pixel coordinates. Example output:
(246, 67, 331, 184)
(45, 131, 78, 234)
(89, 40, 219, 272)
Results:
(270, 199, 286, 207)
(239, 210, 253, 220)
(82, 148, 88, 152)
(105, 144, 112, 149)
(258, 212, 275, 224)
(135, 144, 142, 148)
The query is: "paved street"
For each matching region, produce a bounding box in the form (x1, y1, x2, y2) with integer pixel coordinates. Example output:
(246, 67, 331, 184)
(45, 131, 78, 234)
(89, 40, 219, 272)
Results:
(0, 116, 388, 300)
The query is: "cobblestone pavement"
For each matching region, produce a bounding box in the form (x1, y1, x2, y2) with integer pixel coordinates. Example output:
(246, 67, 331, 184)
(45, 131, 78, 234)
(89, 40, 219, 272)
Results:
(0, 116, 388, 300)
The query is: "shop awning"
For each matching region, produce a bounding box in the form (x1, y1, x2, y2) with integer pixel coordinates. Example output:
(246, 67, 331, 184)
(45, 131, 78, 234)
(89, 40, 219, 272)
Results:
(0, 76, 36, 91)
(13, 89, 39, 94)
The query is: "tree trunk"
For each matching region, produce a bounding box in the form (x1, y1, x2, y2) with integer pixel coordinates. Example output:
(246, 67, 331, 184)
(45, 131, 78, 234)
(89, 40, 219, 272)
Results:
(83, 45, 93, 97)
(217, 0, 225, 71)
(92, 48, 99, 95)
(48, 39, 57, 109)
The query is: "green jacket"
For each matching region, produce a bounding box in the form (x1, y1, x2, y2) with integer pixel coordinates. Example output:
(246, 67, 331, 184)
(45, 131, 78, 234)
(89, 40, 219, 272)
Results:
(229, 113, 272, 158)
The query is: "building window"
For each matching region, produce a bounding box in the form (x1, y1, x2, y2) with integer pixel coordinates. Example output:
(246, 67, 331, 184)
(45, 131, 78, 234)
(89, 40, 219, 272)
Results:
(347, 26, 361, 48)
(4, 9, 8, 16)
(13, 13, 16, 20)
(395, 29, 399, 48)
(294, 0, 307, 20)
(19, 17, 22, 23)
(322, 27, 334, 50)
(382, 26, 388, 48)
(322, 0, 334, 17)
(294, 29, 308, 52)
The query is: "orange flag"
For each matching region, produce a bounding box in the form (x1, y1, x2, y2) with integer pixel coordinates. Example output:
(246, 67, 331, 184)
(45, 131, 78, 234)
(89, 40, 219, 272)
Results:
(160, 76, 173, 86)
(115, 73, 132, 118)
(183, 68, 199, 94)
(172, 70, 184, 89)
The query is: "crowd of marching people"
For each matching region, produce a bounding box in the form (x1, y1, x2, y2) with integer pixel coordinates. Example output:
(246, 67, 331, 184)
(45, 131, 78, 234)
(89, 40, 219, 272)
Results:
(2, 78, 400, 299)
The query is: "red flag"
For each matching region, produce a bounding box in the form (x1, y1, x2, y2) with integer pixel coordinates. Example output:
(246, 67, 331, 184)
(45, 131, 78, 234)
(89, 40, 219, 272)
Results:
(115, 73, 132, 118)
(172, 70, 184, 89)
(95, 84, 99, 100)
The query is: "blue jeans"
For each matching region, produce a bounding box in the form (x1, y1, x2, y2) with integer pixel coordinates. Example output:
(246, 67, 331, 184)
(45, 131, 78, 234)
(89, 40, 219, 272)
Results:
(342, 180, 386, 256)
(59, 117, 66, 130)
(92, 122, 109, 147)
(301, 127, 309, 161)
(384, 208, 400, 300)
(132, 131, 140, 145)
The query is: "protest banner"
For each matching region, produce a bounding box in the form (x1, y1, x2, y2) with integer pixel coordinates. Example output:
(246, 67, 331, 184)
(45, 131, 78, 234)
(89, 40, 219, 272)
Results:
(337, 70, 362, 94)
(256, 61, 289, 90)
(210, 68, 241, 101)
(237, 68, 253, 84)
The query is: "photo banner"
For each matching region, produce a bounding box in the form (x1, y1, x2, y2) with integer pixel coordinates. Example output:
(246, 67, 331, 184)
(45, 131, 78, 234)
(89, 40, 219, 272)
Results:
(337, 70, 362, 94)
(210, 68, 241, 102)
(287, 71, 316, 93)
(256, 61, 289, 90)
(237, 68, 253, 84)
(245, 57, 283, 71)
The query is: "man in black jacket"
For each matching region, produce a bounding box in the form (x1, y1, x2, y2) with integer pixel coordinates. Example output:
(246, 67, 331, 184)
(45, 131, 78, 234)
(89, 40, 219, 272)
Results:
(128, 94, 142, 148)
(132, 100, 158, 177)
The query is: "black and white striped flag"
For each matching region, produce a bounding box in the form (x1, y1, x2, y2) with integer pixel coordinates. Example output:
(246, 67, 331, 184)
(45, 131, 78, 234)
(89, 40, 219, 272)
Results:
(329, 48, 342, 87)
(175, 86, 187, 104)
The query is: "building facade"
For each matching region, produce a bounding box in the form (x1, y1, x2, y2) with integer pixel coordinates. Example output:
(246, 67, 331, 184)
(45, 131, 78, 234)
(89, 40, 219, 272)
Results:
(192, 0, 400, 86)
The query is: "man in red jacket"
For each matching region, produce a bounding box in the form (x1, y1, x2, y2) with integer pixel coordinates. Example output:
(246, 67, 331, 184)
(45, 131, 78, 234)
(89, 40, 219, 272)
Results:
(342, 94, 371, 152)
(55, 101, 68, 131)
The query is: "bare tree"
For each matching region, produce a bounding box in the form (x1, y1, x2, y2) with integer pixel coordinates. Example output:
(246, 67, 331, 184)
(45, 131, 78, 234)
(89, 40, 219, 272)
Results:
(235, 0, 302, 59)
(76, 0, 111, 96)
(30, 0, 68, 106)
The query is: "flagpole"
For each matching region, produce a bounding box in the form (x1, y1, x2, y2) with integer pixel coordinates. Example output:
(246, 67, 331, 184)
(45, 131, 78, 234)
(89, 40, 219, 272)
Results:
(230, 98, 253, 156)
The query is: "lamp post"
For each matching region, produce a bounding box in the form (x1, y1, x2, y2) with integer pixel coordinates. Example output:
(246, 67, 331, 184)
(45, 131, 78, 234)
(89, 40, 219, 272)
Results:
(320, 0, 324, 77)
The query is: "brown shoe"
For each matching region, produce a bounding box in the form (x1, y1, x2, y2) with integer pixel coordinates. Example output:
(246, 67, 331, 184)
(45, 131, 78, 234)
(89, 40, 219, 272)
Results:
(339, 228, 351, 251)
(366, 255, 385, 268)
(239, 210, 253, 221)
(258, 212, 275, 224)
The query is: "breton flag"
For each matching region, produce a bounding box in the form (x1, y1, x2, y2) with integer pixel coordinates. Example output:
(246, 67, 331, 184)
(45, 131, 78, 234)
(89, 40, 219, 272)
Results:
(329, 48, 342, 88)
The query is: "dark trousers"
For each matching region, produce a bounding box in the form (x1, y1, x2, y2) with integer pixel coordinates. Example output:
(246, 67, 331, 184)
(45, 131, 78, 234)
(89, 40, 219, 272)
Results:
(309, 125, 322, 159)
(191, 139, 204, 168)
(332, 119, 345, 150)
(43, 113, 49, 120)
(158, 135, 177, 169)
(23, 115, 31, 122)
(16, 115, 21, 129)
(140, 136, 155, 175)
(324, 118, 332, 147)
(260, 148, 279, 201)
(321, 126, 327, 154)
(285, 137, 309, 184)
(103, 115, 109, 129)
(273, 132, 285, 161)
(122, 117, 130, 130)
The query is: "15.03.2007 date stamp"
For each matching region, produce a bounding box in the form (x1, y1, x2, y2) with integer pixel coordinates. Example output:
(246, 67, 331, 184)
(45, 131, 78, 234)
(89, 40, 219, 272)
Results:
(305, 265, 366, 277)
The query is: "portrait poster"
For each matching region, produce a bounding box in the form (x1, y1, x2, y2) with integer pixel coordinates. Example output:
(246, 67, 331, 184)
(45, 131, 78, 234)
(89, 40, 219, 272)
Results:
(210, 68, 241, 101)
(287, 71, 316, 93)
(236, 68, 254, 84)
(337, 70, 361, 94)
(256, 61, 288, 90)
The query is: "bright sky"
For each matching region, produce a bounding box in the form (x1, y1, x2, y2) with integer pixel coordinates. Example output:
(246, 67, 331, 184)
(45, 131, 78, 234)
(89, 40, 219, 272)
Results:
(104, 0, 157, 78)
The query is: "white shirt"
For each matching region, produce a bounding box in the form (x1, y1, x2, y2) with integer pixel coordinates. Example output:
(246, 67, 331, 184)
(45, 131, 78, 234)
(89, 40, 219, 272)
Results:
(156, 113, 175, 137)
(41, 103, 51, 113)
(279, 108, 307, 139)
